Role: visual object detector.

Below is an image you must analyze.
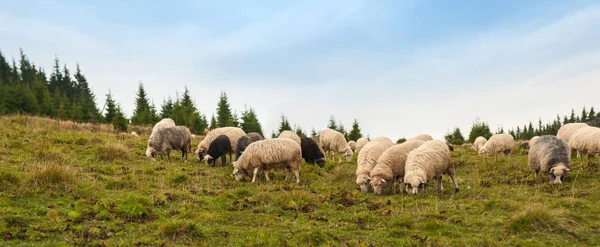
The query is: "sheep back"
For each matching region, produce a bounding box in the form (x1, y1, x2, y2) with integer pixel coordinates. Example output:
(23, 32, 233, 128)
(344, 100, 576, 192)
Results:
(356, 140, 394, 176)
(403, 140, 451, 186)
(529, 135, 570, 173)
(233, 138, 302, 172)
(320, 129, 353, 158)
(569, 126, 600, 156)
(479, 133, 515, 155)
(348, 141, 357, 152)
(300, 137, 325, 166)
(278, 130, 301, 145)
(557, 123, 588, 144)
(371, 140, 425, 181)
(472, 136, 487, 152)
(196, 127, 246, 158)
(206, 135, 233, 161)
(355, 137, 369, 154)
(407, 134, 434, 142)
(235, 132, 264, 160)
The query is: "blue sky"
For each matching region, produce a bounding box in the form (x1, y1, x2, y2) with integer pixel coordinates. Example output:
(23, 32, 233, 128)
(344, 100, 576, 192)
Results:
(1, 0, 600, 139)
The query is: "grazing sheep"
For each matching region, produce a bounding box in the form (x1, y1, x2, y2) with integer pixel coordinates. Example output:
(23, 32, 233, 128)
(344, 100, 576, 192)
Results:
(146, 126, 192, 162)
(232, 138, 302, 184)
(355, 137, 369, 154)
(472, 136, 487, 152)
(557, 123, 588, 144)
(407, 134, 434, 142)
(528, 135, 570, 184)
(404, 140, 458, 195)
(356, 138, 394, 192)
(520, 142, 530, 150)
(235, 132, 264, 160)
(195, 127, 246, 161)
(479, 133, 515, 155)
(301, 137, 325, 167)
(569, 126, 600, 157)
(204, 135, 233, 166)
(588, 118, 600, 128)
(320, 129, 354, 162)
(146, 118, 177, 160)
(348, 140, 357, 152)
(278, 130, 301, 145)
(130, 131, 139, 137)
(370, 140, 425, 195)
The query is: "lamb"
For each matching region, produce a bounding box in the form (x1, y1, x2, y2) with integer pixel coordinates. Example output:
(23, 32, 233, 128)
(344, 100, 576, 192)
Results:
(319, 129, 354, 162)
(355, 138, 394, 192)
(569, 126, 600, 157)
(370, 140, 425, 195)
(278, 130, 301, 145)
(195, 127, 246, 161)
(472, 136, 487, 152)
(146, 126, 192, 162)
(235, 132, 264, 160)
(146, 118, 176, 160)
(348, 140, 357, 152)
(528, 135, 570, 184)
(404, 140, 458, 194)
(300, 137, 325, 167)
(557, 123, 588, 144)
(407, 134, 434, 142)
(479, 133, 515, 155)
(232, 138, 302, 184)
(355, 137, 369, 154)
(204, 135, 233, 166)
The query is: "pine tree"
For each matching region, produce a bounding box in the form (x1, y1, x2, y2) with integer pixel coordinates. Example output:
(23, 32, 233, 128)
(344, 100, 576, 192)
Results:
(569, 109, 576, 123)
(581, 106, 588, 122)
(310, 128, 318, 137)
(396, 138, 407, 144)
(589, 107, 596, 120)
(160, 97, 174, 119)
(278, 114, 292, 135)
(295, 126, 306, 138)
(131, 82, 156, 125)
(348, 119, 363, 141)
(216, 91, 234, 127)
(73, 64, 99, 122)
(563, 115, 568, 125)
(327, 116, 337, 130)
(209, 114, 217, 130)
(112, 105, 128, 132)
(240, 107, 263, 136)
(336, 121, 347, 139)
(467, 119, 492, 143)
(231, 111, 240, 127)
(104, 91, 117, 123)
(444, 127, 465, 145)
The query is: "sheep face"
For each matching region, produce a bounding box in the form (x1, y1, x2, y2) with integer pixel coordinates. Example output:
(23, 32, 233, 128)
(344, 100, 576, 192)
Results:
(356, 174, 370, 192)
(404, 177, 426, 195)
(232, 166, 244, 182)
(196, 148, 207, 162)
(145, 147, 156, 162)
(548, 164, 570, 184)
(343, 150, 353, 161)
(316, 158, 325, 167)
(205, 154, 215, 166)
(371, 177, 386, 195)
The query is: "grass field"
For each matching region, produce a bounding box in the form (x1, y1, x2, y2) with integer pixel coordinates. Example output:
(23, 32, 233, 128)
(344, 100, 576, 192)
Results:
(1, 115, 599, 246)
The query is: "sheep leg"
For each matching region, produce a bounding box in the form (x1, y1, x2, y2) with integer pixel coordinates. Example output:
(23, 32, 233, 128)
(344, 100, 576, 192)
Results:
(181, 148, 186, 162)
(534, 170, 539, 184)
(264, 171, 270, 182)
(285, 168, 291, 181)
(448, 172, 459, 192)
(294, 169, 300, 184)
(437, 176, 444, 193)
(167, 150, 171, 162)
(251, 168, 259, 183)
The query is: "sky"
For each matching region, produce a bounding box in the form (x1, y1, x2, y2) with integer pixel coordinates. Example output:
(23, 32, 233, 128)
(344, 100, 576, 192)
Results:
(1, 0, 600, 140)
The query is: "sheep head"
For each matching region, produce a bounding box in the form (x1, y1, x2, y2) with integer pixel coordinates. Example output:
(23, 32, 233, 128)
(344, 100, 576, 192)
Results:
(145, 146, 156, 162)
(370, 177, 386, 195)
(343, 150, 354, 161)
(356, 174, 371, 193)
(549, 164, 570, 184)
(405, 177, 426, 195)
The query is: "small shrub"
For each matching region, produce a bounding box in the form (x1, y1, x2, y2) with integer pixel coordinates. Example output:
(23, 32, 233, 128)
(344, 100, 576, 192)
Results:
(95, 143, 130, 162)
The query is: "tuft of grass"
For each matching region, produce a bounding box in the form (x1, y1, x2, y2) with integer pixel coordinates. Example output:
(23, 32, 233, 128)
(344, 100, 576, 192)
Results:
(95, 142, 130, 162)
(159, 220, 206, 242)
(28, 163, 76, 192)
(0, 171, 22, 191)
(508, 204, 566, 233)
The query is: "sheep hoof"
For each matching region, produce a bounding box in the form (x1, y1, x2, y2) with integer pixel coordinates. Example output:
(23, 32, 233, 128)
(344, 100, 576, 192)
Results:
(455, 187, 460, 192)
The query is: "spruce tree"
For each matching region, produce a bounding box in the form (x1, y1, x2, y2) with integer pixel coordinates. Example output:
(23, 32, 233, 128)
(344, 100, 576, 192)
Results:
(216, 91, 234, 127)
(348, 119, 363, 141)
(240, 107, 263, 136)
(569, 109, 576, 123)
(209, 114, 217, 130)
(74, 64, 99, 122)
(231, 111, 240, 127)
(467, 119, 492, 143)
(444, 127, 465, 145)
(112, 105, 128, 132)
(278, 114, 292, 135)
(327, 116, 337, 130)
(336, 121, 347, 139)
(396, 138, 407, 144)
(581, 106, 588, 122)
(131, 82, 155, 125)
(310, 128, 318, 137)
(589, 107, 596, 120)
(160, 97, 174, 119)
(295, 126, 306, 138)
(104, 91, 117, 123)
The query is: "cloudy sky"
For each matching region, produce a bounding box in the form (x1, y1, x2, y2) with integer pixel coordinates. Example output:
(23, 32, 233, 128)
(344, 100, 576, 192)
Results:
(1, 0, 599, 140)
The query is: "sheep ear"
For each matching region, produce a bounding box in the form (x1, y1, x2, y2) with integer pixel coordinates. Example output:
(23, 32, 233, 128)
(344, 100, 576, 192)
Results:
(419, 179, 425, 185)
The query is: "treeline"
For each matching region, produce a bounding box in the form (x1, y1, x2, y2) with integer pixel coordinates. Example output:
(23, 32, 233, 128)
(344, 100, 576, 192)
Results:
(0, 49, 365, 139)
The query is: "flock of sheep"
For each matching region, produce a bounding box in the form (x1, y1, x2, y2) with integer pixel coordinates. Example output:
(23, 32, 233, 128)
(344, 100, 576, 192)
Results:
(142, 119, 600, 195)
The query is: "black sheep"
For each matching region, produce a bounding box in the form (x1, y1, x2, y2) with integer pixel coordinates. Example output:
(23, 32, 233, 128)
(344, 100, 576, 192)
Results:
(235, 132, 264, 160)
(205, 135, 232, 166)
(300, 137, 325, 167)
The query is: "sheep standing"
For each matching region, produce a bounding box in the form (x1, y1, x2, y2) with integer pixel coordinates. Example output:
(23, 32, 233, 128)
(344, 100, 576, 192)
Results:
(355, 138, 394, 192)
(569, 126, 600, 157)
(528, 135, 570, 184)
(146, 118, 176, 160)
(557, 123, 588, 144)
(235, 132, 264, 160)
(146, 126, 192, 162)
(278, 130, 301, 145)
(404, 140, 458, 195)
(407, 134, 434, 142)
(319, 129, 353, 162)
(355, 137, 369, 154)
(348, 140, 357, 152)
(472, 136, 487, 152)
(370, 140, 425, 195)
(479, 133, 515, 155)
(301, 137, 325, 167)
(195, 127, 246, 161)
(232, 138, 302, 184)
(205, 135, 233, 166)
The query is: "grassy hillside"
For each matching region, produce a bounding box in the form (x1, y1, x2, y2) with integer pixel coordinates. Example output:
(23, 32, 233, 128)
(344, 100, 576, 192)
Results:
(1, 115, 599, 246)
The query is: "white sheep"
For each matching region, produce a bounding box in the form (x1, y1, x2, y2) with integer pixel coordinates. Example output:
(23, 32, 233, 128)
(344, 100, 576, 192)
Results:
(355, 138, 394, 192)
(195, 127, 246, 161)
(472, 136, 487, 152)
(232, 138, 302, 184)
(146, 126, 192, 162)
(145, 118, 176, 159)
(479, 133, 515, 155)
(407, 134, 434, 142)
(370, 140, 425, 195)
(130, 131, 139, 137)
(348, 140, 357, 152)
(355, 137, 369, 154)
(278, 130, 301, 145)
(404, 140, 458, 194)
(529, 136, 540, 146)
(569, 126, 600, 157)
(557, 123, 588, 144)
(528, 135, 570, 184)
(319, 129, 353, 162)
